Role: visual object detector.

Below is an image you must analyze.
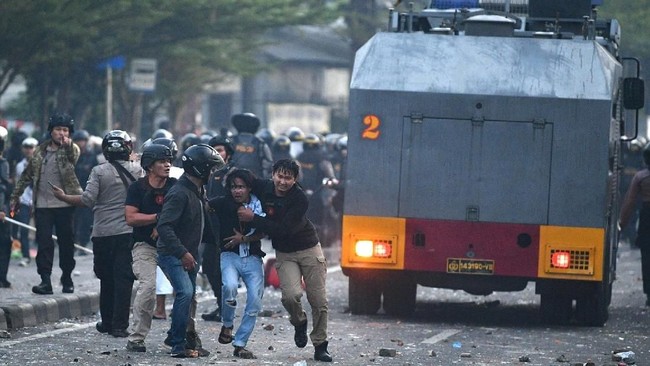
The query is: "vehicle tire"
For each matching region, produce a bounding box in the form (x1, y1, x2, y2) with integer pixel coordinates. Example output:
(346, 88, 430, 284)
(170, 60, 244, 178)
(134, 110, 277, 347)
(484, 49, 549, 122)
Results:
(348, 273, 381, 315)
(540, 294, 572, 325)
(382, 275, 417, 317)
(575, 282, 611, 326)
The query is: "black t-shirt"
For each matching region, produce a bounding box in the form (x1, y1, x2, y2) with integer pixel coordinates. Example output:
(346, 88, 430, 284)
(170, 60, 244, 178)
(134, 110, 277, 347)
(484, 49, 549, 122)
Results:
(125, 177, 177, 246)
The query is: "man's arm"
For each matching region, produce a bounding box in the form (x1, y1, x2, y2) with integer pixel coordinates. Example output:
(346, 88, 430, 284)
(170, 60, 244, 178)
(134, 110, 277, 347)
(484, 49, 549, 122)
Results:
(156, 192, 188, 259)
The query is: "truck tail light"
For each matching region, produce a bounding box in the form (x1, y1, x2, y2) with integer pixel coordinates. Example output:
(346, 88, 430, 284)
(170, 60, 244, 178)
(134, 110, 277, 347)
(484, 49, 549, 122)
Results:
(355, 240, 393, 259)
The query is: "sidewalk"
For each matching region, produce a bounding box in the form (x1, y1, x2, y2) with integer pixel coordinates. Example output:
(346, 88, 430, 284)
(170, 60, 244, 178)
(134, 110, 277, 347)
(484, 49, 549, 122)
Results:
(0, 241, 341, 332)
(0, 251, 99, 331)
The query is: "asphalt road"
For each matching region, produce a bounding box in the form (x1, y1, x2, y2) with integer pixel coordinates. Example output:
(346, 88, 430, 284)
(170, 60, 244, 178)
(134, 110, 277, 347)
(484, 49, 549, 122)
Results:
(0, 242, 648, 365)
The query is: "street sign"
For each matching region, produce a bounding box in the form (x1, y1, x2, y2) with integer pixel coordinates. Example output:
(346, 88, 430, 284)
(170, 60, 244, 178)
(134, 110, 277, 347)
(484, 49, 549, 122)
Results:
(129, 58, 157, 92)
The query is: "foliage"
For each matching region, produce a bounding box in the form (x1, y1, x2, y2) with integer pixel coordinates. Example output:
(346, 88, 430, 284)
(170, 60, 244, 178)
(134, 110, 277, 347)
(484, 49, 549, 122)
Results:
(0, 0, 338, 136)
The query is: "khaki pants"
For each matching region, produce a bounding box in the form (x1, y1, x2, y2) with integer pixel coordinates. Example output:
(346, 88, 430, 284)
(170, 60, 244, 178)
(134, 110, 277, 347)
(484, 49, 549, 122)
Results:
(275, 243, 329, 346)
(128, 242, 157, 342)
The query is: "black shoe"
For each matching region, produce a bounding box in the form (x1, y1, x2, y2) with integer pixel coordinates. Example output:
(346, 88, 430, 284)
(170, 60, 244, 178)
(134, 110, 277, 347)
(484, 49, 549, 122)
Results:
(234, 346, 257, 359)
(126, 340, 146, 352)
(163, 335, 172, 349)
(62, 284, 74, 293)
(0, 280, 11, 288)
(314, 341, 333, 362)
(201, 307, 221, 322)
(646, 296, 650, 307)
(111, 329, 129, 338)
(294, 320, 308, 348)
(96, 322, 111, 334)
(32, 280, 53, 295)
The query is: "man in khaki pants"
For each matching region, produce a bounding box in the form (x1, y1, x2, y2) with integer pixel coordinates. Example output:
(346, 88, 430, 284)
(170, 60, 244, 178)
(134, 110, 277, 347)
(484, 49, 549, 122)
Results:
(124, 143, 176, 352)
(238, 159, 332, 362)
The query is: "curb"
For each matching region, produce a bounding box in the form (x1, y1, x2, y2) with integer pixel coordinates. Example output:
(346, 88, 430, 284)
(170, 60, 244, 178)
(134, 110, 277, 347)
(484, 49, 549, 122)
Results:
(0, 293, 99, 331)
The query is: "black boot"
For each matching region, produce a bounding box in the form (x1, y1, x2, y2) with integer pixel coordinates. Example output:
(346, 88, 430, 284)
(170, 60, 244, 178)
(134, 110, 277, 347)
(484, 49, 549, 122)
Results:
(201, 307, 221, 322)
(294, 320, 308, 348)
(32, 274, 53, 295)
(61, 273, 74, 294)
(314, 341, 332, 362)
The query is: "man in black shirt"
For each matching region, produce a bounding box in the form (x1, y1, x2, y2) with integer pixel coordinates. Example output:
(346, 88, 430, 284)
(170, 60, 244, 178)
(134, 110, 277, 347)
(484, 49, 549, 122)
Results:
(125, 144, 176, 352)
(237, 159, 332, 362)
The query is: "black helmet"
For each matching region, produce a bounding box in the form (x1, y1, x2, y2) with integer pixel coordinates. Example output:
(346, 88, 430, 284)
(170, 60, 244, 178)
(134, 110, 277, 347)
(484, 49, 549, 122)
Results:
(102, 130, 133, 161)
(48, 113, 75, 134)
(72, 129, 90, 141)
(255, 128, 276, 146)
(231, 113, 260, 134)
(180, 133, 201, 151)
(181, 144, 224, 181)
(302, 133, 322, 150)
(152, 137, 179, 159)
(208, 135, 235, 157)
(152, 128, 173, 140)
(286, 127, 305, 142)
(272, 135, 291, 152)
(141, 144, 173, 171)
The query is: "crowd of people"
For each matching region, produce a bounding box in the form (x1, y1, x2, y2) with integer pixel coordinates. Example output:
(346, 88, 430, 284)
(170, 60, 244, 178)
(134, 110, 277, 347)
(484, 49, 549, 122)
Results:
(0, 111, 348, 361)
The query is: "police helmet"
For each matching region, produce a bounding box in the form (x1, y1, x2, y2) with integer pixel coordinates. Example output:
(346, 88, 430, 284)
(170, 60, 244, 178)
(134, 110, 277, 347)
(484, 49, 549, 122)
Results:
(180, 133, 201, 151)
(141, 144, 173, 171)
(231, 113, 261, 134)
(102, 130, 133, 161)
(272, 135, 291, 152)
(152, 137, 179, 159)
(181, 144, 224, 181)
(208, 135, 235, 157)
(48, 113, 75, 134)
(255, 128, 277, 147)
(285, 127, 305, 142)
(152, 128, 173, 140)
(72, 129, 90, 141)
(22, 137, 39, 148)
(302, 133, 322, 150)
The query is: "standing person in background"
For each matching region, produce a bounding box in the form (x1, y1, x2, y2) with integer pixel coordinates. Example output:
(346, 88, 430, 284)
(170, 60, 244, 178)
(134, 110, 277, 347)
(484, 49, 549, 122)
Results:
(11, 113, 82, 295)
(238, 159, 333, 362)
(620, 143, 650, 307)
(52, 130, 143, 338)
(125, 143, 176, 352)
(229, 113, 273, 178)
(72, 129, 98, 255)
(201, 134, 236, 322)
(157, 144, 223, 358)
(0, 127, 13, 288)
(14, 137, 38, 267)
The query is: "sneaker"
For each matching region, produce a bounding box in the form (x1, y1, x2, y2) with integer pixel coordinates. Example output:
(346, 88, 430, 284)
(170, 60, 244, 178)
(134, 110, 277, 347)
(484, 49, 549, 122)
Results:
(18, 258, 30, 267)
(126, 340, 146, 352)
(234, 346, 256, 359)
(294, 320, 308, 348)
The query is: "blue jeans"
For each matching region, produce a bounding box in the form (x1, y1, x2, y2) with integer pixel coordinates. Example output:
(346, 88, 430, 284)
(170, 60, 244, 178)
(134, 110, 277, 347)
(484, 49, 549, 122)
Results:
(221, 252, 264, 347)
(158, 253, 197, 354)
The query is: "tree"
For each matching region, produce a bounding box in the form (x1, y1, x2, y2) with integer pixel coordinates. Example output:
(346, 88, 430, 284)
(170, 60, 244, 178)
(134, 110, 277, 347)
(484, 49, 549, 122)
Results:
(0, 0, 338, 135)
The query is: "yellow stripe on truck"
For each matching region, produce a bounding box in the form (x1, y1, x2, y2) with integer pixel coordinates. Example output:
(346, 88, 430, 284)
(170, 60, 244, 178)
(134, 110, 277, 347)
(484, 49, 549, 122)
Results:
(537, 225, 604, 281)
(341, 215, 406, 270)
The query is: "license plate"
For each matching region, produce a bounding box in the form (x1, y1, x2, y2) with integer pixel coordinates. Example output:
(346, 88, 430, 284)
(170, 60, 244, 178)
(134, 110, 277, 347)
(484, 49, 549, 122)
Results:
(446, 258, 495, 275)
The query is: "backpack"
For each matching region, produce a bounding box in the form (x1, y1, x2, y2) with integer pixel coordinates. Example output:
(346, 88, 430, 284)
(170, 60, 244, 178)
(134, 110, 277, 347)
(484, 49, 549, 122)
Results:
(230, 134, 271, 178)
